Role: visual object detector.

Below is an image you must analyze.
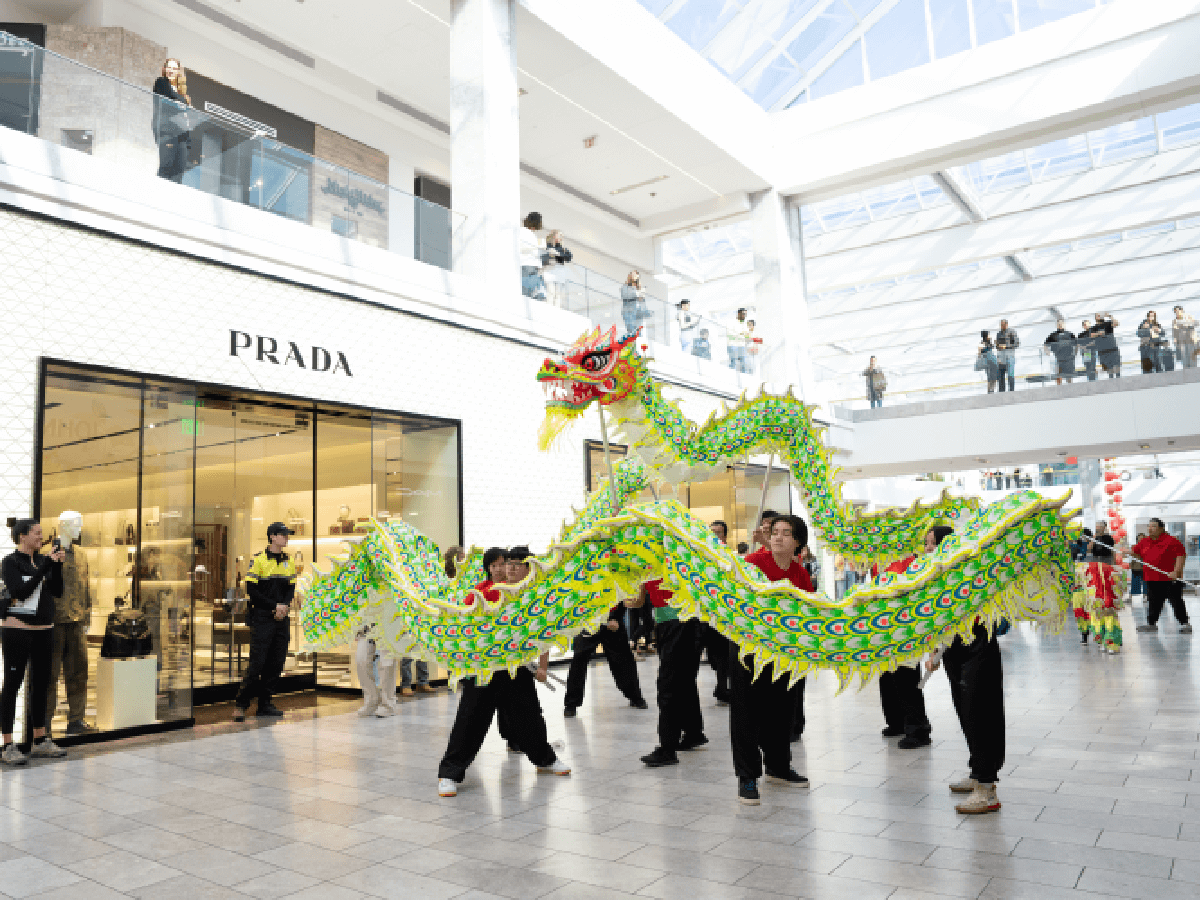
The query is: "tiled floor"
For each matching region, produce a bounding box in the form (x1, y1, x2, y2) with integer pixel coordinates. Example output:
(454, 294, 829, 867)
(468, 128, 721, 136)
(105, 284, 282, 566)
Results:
(3, 604, 1199, 900)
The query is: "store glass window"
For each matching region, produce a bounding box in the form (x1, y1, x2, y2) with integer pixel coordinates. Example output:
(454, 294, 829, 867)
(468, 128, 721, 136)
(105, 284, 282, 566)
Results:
(32, 361, 461, 740)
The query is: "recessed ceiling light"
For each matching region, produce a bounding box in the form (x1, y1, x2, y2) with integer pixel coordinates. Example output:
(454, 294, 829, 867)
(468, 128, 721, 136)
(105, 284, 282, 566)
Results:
(610, 175, 669, 195)
(1139, 444, 1150, 449)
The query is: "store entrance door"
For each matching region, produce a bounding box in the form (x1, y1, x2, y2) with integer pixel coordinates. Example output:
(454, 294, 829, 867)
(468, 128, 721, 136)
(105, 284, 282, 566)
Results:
(193, 391, 315, 699)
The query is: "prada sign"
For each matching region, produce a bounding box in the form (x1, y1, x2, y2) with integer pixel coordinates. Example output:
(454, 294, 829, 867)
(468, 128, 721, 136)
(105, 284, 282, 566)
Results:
(230, 330, 353, 376)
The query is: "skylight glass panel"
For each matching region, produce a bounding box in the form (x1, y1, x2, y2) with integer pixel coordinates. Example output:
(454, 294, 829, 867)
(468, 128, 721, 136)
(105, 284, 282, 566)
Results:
(929, 0, 972, 58)
(1016, 0, 1095, 31)
(863, 179, 922, 218)
(1088, 117, 1156, 167)
(810, 39, 864, 99)
(865, 0, 931, 80)
(809, 192, 871, 231)
(913, 175, 951, 208)
(641, 0, 675, 13)
(667, 0, 743, 51)
(1076, 232, 1121, 249)
(1179, 216, 1200, 232)
(1026, 135, 1091, 181)
(1158, 102, 1200, 150)
(972, 0, 1016, 46)
(787, 3, 857, 72)
(707, 15, 773, 78)
(1125, 222, 1176, 239)
(964, 150, 1031, 194)
(800, 205, 827, 238)
(845, 0, 885, 16)
(745, 52, 804, 106)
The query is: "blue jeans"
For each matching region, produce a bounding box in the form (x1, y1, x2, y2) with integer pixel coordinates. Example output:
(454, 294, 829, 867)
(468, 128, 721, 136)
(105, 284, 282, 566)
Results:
(870, 397, 882, 408)
(521, 266, 546, 300)
(997, 350, 1016, 391)
(728, 346, 746, 372)
(401, 658, 428, 688)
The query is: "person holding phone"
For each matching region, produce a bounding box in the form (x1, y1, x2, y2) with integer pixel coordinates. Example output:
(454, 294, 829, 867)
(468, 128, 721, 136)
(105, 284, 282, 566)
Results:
(2, 518, 68, 765)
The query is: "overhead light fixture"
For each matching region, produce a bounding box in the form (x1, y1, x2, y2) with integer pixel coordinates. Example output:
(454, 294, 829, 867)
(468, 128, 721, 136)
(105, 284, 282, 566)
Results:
(1139, 444, 1150, 449)
(610, 175, 669, 195)
(518, 88, 528, 97)
(583, 135, 597, 149)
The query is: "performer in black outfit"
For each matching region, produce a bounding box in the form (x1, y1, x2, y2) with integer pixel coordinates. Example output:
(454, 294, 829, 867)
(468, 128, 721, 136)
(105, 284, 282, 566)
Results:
(563, 601, 647, 716)
(437, 547, 571, 797)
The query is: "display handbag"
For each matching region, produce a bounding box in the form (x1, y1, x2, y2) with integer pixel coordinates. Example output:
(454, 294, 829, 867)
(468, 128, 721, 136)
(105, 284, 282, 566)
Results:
(100, 601, 155, 659)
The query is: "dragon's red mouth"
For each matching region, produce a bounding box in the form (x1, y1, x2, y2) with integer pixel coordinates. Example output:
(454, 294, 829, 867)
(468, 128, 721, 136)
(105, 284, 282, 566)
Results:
(541, 377, 606, 409)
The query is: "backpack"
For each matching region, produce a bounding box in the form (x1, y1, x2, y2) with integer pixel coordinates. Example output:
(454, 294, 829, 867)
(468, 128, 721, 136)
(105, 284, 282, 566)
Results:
(870, 371, 887, 392)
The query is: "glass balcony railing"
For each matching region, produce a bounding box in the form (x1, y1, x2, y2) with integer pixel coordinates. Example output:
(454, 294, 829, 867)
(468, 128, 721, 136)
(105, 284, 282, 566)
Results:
(542, 263, 757, 372)
(0, 32, 462, 269)
(830, 331, 1199, 410)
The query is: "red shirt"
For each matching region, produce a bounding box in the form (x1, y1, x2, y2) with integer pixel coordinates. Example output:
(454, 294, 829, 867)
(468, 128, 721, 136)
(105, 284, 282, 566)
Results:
(1133, 533, 1186, 582)
(749, 552, 814, 592)
(885, 556, 917, 575)
(467, 579, 501, 606)
(643, 578, 673, 607)
(745, 546, 770, 567)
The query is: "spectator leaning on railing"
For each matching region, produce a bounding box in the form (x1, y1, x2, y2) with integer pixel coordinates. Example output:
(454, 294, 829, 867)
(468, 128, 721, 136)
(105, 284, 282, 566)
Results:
(1043, 320, 1076, 385)
(1137, 311, 1168, 374)
(975, 332, 999, 393)
(994, 319, 1019, 392)
(692, 328, 712, 360)
(726, 309, 750, 373)
(542, 230, 572, 307)
(621, 272, 649, 335)
(519, 212, 547, 301)
(1173, 305, 1197, 369)
(1091, 312, 1121, 377)
(152, 58, 192, 183)
(1077, 319, 1097, 381)
(677, 300, 698, 353)
(862, 356, 886, 408)
(746, 320, 762, 373)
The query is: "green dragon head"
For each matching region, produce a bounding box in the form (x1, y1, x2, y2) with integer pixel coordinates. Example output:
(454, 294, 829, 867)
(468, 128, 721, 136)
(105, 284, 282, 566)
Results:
(537, 326, 645, 450)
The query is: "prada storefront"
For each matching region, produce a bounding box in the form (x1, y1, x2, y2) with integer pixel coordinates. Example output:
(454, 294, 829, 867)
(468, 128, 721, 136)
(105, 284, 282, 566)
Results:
(33, 360, 461, 741)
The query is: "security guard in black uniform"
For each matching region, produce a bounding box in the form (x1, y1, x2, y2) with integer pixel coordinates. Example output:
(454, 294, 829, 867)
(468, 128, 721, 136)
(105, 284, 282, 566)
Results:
(232, 522, 296, 721)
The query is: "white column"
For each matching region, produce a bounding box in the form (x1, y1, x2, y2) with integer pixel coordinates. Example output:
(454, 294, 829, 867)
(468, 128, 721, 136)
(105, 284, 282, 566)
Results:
(749, 188, 815, 398)
(450, 0, 521, 298)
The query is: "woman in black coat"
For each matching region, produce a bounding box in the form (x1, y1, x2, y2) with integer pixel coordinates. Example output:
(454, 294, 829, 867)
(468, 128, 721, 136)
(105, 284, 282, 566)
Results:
(152, 58, 192, 183)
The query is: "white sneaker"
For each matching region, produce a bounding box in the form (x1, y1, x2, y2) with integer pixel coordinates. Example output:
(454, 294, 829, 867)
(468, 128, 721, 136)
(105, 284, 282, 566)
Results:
(437, 778, 458, 797)
(28, 738, 67, 759)
(949, 776, 977, 794)
(537, 759, 572, 776)
(357, 701, 379, 718)
(375, 703, 396, 718)
(1, 743, 28, 766)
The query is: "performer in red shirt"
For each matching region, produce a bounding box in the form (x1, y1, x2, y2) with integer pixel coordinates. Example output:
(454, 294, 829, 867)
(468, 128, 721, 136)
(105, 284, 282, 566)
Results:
(878, 547, 932, 749)
(732, 514, 812, 805)
(438, 547, 570, 797)
(1133, 518, 1191, 634)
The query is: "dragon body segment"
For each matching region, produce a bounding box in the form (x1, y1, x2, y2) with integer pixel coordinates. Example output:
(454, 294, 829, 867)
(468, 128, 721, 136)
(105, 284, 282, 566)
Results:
(537, 327, 977, 561)
(299, 327, 1078, 687)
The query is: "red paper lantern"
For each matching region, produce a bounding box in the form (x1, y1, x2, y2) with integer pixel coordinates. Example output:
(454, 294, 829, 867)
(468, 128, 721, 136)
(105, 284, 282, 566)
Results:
(1104, 471, 1119, 482)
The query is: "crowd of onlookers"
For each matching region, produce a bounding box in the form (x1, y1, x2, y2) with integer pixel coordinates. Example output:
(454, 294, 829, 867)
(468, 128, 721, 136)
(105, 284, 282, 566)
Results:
(676, 303, 761, 373)
(520, 212, 575, 305)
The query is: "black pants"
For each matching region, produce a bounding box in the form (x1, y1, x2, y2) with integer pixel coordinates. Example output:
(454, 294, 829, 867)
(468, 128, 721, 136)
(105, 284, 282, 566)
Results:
(700, 623, 731, 702)
(942, 624, 1005, 784)
(655, 618, 703, 752)
(564, 621, 643, 709)
(1146, 580, 1189, 626)
(879, 666, 930, 740)
(729, 647, 794, 779)
(629, 604, 655, 647)
(234, 610, 290, 711)
(156, 134, 188, 182)
(1, 628, 52, 734)
(789, 677, 806, 740)
(438, 669, 556, 782)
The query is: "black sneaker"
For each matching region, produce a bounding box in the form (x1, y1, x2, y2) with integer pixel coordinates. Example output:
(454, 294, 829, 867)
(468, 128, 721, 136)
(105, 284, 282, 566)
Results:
(506, 743, 521, 753)
(640, 747, 679, 768)
(629, 698, 648, 709)
(714, 689, 731, 707)
(65, 720, 96, 736)
(564, 707, 577, 718)
(231, 707, 247, 723)
(738, 778, 761, 805)
(881, 726, 904, 737)
(1081, 632, 1089, 644)
(897, 735, 932, 749)
(256, 705, 285, 718)
(765, 769, 810, 787)
(678, 733, 709, 751)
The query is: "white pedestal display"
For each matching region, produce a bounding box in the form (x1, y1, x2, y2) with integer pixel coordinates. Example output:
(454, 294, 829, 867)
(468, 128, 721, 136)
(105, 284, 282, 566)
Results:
(96, 657, 157, 730)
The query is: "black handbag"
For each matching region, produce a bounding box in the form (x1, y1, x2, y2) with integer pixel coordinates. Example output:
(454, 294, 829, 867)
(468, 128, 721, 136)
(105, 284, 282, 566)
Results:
(100, 602, 155, 658)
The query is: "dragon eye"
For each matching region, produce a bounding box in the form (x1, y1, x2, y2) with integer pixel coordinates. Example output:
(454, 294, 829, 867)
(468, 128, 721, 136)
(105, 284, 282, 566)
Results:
(581, 351, 610, 373)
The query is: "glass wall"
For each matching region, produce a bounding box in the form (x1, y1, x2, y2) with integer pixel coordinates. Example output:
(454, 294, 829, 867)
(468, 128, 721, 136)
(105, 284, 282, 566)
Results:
(584, 440, 790, 547)
(32, 361, 461, 739)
